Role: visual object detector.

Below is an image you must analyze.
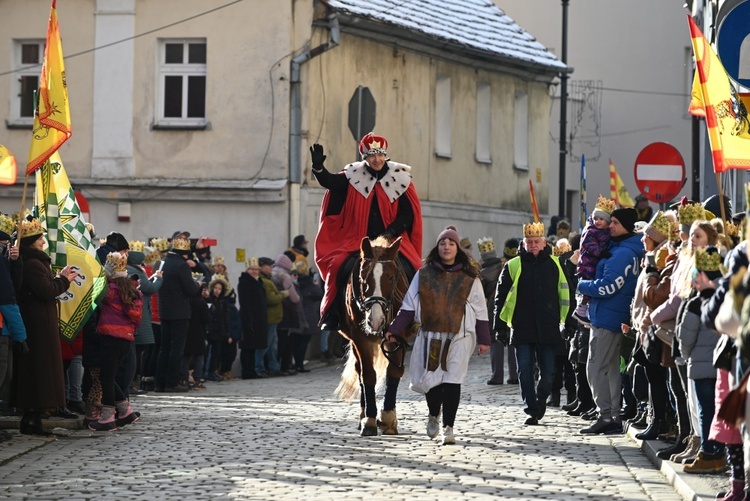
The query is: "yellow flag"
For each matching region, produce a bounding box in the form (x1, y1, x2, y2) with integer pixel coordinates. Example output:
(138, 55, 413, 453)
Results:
(688, 15, 750, 172)
(609, 161, 635, 207)
(27, 0, 71, 175)
(0, 145, 17, 185)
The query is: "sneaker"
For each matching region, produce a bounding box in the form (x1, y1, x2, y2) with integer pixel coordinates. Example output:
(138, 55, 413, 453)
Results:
(426, 416, 440, 438)
(486, 379, 503, 385)
(683, 452, 728, 474)
(441, 426, 455, 445)
(580, 417, 620, 435)
(524, 416, 539, 426)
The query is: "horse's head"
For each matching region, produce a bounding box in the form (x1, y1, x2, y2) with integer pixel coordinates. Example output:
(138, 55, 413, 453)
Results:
(357, 236, 404, 336)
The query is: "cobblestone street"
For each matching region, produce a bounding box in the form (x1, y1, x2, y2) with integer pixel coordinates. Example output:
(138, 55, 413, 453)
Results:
(0, 355, 688, 500)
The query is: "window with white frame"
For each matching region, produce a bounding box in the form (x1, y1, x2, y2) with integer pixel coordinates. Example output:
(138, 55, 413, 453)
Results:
(156, 39, 207, 127)
(476, 83, 491, 163)
(513, 91, 529, 170)
(8, 40, 44, 127)
(435, 75, 452, 158)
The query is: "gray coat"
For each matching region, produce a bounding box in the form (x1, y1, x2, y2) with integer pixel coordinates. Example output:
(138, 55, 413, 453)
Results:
(127, 264, 163, 345)
(677, 295, 720, 380)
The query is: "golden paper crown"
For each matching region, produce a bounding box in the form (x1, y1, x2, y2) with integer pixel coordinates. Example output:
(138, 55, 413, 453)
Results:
(646, 211, 672, 240)
(594, 194, 616, 215)
(106, 252, 128, 275)
(476, 237, 495, 254)
(192, 272, 206, 283)
(0, 213, 14, 237)
(129, 240, 145, 252)
(724, 220, 739, 237)
(150, 237, 169, 252)
(246, 257, 259, 268)
(523, 222, 545, 238)
(694, 247, 722, 272)
(171, 237, 191, 252)
(554, 239, 572, 256)
(678, 203, 706, 226)
(99, 237, 107, 246)
(85, 223, 96, 238)
(19, 218, 44, 240)
(668, 220, 681, 241)
(212, 255, 226, 267)
(143, 246, 160, 265)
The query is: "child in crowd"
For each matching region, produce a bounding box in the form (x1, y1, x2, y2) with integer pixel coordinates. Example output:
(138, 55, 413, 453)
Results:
(573, 195, 616, 325)
(89, 252, 143, 431)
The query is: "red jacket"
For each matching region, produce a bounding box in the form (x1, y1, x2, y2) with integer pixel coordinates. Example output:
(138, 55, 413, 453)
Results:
(97, 282, 143, 342)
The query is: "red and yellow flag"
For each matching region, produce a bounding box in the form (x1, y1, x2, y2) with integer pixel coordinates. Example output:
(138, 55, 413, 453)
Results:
(688, 15, 750, 173)
(0, 146, 17, 185)
(529, 180, 540, 223)
(27, 0, 71, 175)
(609, 160, 634, 207)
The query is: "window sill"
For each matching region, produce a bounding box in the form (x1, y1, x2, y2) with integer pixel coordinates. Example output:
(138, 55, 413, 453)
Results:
(151, 122, 209, 131)
(513, 164, 529, 172)
(5, 120, 33, 130)
(476, 156, 492, 165)
(434, 151, 452, 160)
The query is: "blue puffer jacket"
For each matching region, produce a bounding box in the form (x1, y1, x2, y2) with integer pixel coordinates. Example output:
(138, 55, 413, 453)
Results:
(577, 233, 643, 332)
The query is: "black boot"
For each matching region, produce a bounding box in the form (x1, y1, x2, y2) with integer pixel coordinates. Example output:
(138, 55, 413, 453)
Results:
(19, 412, 53, 436)
(635, 420, 663, 441)
(320, 310, 340, 331)
(546, 391, 560, 407)
(656, 434, 689, 459)
(562, 399, 579, 412)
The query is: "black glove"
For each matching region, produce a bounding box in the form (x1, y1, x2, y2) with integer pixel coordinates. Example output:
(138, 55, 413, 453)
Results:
(495, 328, 510, 347)
(310, 144, 326, 169)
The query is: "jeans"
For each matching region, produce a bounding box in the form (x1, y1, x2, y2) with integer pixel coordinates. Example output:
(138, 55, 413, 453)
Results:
(0, 336, 12, 405)
(693, 377, 723, 455)
(320, 330, 330, 352)
(66, 354, 83, 402)
(156, 319, 189, 388)
(515, 343, 556, 417)
(255, 323, 280, 373)
(587, 326, 622, 420)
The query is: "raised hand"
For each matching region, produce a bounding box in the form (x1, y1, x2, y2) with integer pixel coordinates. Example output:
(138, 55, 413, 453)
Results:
(310, 143, 326, 168)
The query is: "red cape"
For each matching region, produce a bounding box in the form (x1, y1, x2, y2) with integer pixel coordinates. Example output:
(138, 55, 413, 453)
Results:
(315, 178, 422, 316)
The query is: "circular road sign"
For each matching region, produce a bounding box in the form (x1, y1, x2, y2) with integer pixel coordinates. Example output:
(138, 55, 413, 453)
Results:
(633, 142, 685, 204)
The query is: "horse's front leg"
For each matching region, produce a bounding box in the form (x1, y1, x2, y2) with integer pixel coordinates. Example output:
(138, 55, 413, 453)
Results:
(378, 341, 406, 435)
(356, 342, 379, 437)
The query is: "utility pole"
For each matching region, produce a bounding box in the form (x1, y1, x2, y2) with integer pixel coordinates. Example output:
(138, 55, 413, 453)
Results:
(558, 0, 569, 219)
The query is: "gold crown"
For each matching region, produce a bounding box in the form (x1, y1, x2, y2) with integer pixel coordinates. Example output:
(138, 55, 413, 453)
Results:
(192, 272, 206, 283)
(19, 218, 44, 240)
(129, 240, 145, 252)
(212, 255, 226, 267)
(668, 220, 681, 241)
(646, 211, 672, 240)
(246, 257, 259, 268)
(171, 237, 191, 252)
(0, 213, 14, 237)
(476, 237, 495, 254)
(554, 239, 572, 256)
(523, 222, 545, 238)
(150, 237, 169, 252)
(724, 220, 739, 237)
(99, 237, 107, 246)
(594, 194, 616, 214)
(106, 252, 128, 275)
(678, 203, 706, 226)
(143, 246, 160, 265)
(694, 247, 722, 272)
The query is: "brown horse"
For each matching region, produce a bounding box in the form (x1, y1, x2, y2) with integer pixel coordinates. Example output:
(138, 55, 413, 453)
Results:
(335, 236, 413, 436)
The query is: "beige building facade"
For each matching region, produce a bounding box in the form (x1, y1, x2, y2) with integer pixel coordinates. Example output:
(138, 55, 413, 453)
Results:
(0, 0, 563, 278)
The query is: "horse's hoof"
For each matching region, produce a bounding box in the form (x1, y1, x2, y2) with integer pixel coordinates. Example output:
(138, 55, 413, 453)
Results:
(360, 417, 378, 436)
(377, 410, 398, 435)
(381, 427, 399, 436)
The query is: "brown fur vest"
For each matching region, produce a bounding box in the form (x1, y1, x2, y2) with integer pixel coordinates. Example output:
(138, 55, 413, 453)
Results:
(418, 264, 474, 334)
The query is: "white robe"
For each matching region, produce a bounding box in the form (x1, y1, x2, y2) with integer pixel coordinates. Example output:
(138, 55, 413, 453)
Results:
(404, 271, 488, 393)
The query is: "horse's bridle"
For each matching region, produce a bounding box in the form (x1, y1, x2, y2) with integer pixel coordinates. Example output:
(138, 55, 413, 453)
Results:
(355, 258, 398, 335)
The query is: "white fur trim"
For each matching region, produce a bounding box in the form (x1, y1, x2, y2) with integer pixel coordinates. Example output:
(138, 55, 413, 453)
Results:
(344, 161, 413, 202)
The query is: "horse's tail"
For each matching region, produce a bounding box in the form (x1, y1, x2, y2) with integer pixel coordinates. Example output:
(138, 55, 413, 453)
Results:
(334, 342, 389, 401)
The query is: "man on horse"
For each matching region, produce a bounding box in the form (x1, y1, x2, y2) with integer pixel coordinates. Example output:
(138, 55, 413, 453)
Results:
(310, 133, 423, 331)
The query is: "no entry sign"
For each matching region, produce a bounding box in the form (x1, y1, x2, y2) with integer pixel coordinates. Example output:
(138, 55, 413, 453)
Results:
(634, 142, 685, 203)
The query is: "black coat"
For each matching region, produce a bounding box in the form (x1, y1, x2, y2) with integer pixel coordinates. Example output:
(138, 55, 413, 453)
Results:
(207, 291, 229, 342)
(157, 253, 202, 320)
(237, 272, 267, 350)
(493, 245, 566, 348)
(298, 274, 323, 336)
(185, 295, 210, 355)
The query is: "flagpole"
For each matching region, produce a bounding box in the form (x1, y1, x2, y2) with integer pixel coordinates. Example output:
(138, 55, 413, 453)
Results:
(716, 172, 727, 222)
(19, 174, 30, 219)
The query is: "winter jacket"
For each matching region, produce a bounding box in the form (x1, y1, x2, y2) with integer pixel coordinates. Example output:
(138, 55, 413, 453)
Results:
(677, 291, 720, 379)
(577, 216, 611, 280)
(157, 252, 202, 320)
(261, 274, 286, 325)
(207, 290, 229, 342)
(225, 291, 242, 342)
(237, 272, 267, 350)
(272, 254, 300, 304)
(492, 245, 568, 347)
(702, 240, 748, 330)
(127, 263, 162, 345)
(185, 294, 210, 356)
(577, 233, 643, 332)
(298, 274, 323, 336)
(97, 281, 143, 341)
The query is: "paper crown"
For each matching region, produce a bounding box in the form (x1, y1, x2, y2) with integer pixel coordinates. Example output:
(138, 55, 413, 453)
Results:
(645, 211, 672, 241)
(678, 203, 706, 226)
(212, 255, 226, 267)
(0, 213, 14, 237)
(724, 220, 739, 237)
(358, 132, 388, 158)
(106, 252, 128, 276)
(694, 247, 722, 272)
(99, 237, 107, 246)
(246, 257, 260, 268)
(150, 237, 169, 252)
(129, 240, 145, 252)
(523, 222, 545, 238)
(85, 223, 96, 238)
(143, 246, 160, 265)
(19, 218, 44, 240)
(171, 237, 191, 252)
(554, 239, 572, 256)
(476, 237, 495, 254)
(459, 237, 472, 249)
(668, 220, 681, 241)
(594, 194, 616, 214)
(192, 272, 206, 283)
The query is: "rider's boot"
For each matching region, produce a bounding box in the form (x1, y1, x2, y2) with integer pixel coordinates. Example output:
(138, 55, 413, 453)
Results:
(320, 293, 342, 331)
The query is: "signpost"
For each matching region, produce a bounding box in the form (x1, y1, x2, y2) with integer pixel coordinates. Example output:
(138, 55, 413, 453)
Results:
(716, 0, 750, 87)
(633, 142, 686, 204)
(348, 86, 376, 160)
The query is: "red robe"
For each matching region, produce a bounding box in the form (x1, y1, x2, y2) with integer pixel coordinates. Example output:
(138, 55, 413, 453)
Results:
(315, 173, 422, 317)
